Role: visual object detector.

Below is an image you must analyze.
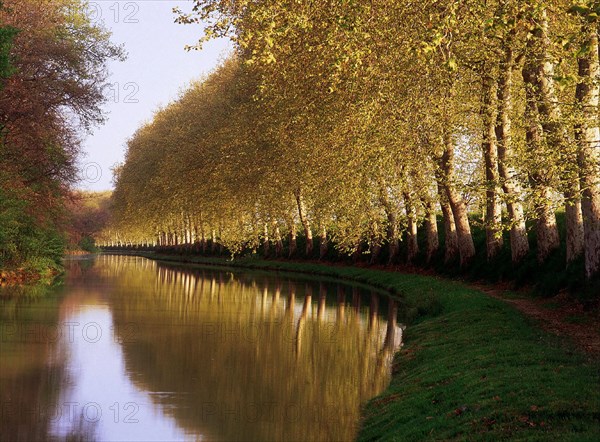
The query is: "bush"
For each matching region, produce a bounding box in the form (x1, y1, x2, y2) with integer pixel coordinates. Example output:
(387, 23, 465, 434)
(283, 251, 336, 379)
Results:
(78, 236, 98, 253)
(0, 189, 65, 272)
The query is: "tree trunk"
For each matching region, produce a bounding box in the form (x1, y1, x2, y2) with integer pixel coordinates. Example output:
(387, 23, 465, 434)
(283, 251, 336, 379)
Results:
(192, 222, 199, 251)
(436, 180, 458, 263)
(319, 223, 328, 260)
(532, 9, 583, 261)
(438, 132, 476, 267)
(262, 223, 270, 257)
(369, 221, 381, 265)
(542, 58, 584, 261)
(218, 226, 223, 254)
(272, 221, 283, 257)
(288, 220, 297, 257)
(352, 241, 363, 263)
(378, 182, 399, 263)
(184, 214, 192, 245)
(496, 37, 529, 263)
(294, 189, 313, 256)
(200, 225, 206, 254)
(543, 64, 584, 261)
(565, 188, 585, 263)
(522, 25, 560, 262)
(403, 191, 419, 263)
(481, 72, 503, 260)
(423, 197, 439, 263)
(198, 212, 206, 253)
(576, 25, 600, 279)
(211, 229, 217, 254)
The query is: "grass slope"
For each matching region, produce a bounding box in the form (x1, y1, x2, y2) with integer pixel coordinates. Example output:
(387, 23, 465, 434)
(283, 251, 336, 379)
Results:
(121, 252, 599, 441)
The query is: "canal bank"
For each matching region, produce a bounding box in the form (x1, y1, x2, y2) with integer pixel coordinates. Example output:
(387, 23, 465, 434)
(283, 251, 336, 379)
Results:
(119, 251, 599, 441)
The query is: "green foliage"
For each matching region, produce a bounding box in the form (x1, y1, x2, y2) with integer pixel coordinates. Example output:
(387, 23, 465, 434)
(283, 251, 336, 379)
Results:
(0, 1, 121, 275)
(0, 25, 17, 86)
(568, 1, 600, 21)
(0, 188, 65, 272)
(110, 0, 600, 293)
(77, 236, 98, 253)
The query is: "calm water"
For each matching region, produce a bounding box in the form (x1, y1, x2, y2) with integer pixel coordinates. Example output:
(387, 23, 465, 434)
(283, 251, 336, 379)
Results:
(0, 255, 402, 441)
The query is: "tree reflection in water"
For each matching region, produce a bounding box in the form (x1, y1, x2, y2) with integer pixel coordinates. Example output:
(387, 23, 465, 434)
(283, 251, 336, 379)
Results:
(0, 255, 404, 441)
(101, 255, 403, 441)
(0, 265, 104, 442)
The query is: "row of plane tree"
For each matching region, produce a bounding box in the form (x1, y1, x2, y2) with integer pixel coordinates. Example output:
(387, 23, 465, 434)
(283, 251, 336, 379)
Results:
(107, 0, 600, 281)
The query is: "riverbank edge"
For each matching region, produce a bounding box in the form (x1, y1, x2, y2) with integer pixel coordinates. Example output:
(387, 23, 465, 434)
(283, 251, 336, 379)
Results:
(0, 265, 62, 286)
(111, 251, 599, 441)
(0, 250, 100, 286)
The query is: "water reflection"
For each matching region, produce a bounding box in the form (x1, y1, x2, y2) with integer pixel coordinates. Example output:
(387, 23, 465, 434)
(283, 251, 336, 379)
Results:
(0, 283, 65, 442)
(0, 255, 403, 441)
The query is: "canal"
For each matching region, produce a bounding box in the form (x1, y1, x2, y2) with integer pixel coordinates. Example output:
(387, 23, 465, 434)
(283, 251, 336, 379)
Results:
(0, 255, 402, 441)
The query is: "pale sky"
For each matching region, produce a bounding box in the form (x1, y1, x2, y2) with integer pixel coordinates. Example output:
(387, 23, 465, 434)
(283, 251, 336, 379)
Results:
(78, 0, 232, 191)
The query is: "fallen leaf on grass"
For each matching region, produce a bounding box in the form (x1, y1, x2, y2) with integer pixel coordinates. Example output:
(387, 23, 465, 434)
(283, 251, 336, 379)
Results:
(482, 417, 496, 426)
(449, 405, 468, 416)
(371, 393, 401, 407)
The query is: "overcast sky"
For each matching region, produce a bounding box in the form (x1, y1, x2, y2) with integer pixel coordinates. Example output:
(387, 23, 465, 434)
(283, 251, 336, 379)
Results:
(78, 0, 232, 191)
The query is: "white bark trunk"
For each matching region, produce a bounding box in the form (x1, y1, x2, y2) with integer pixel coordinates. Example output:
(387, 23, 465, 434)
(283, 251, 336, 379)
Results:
(481, 72, 504, 259)
(294, 189, 313, 256)
(403, 191, 419, 263)
(423, 198, 439, 263)
(439, 132, 475, 267)
(496, 38, 530, 262)
(576, 26, 600, 279)
(436, 181, 458, 264)
(535, 9, 584, 262)
(263, 223, 270, 257)
(319, 223, 328, 260)
(522, 25, 561, 262)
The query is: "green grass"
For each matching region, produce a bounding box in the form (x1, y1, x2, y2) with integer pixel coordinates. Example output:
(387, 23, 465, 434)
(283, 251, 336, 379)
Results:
(494, 290, 527, 300)
(563, 315, 591, 325)
(117, 251, 599, 441)
(359, 310, 598, 441)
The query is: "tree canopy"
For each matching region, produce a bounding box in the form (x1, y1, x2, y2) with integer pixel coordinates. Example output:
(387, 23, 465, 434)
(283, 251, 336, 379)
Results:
(105, 0, 598, 285)
(0, 0, 123, 271)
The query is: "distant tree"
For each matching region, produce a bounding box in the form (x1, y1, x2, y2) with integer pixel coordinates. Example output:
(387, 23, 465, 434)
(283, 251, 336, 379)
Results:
(66, 191, 112, 251)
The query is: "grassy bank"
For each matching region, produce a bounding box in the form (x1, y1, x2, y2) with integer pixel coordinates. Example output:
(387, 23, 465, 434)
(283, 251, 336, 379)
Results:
(115, 251, 599, 441)
(102, 211, 600, 301)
